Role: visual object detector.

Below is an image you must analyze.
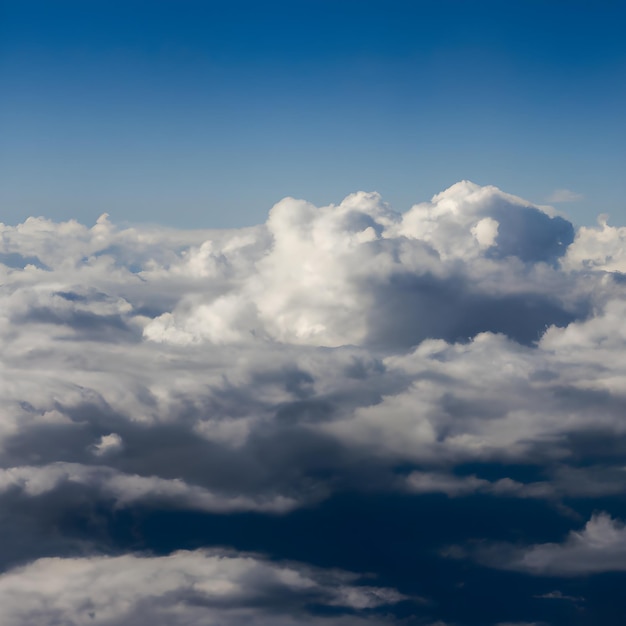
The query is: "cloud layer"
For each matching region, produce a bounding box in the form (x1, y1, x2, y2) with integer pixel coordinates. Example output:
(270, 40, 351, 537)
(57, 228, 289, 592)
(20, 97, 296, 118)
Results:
(2, 181, 626, 624)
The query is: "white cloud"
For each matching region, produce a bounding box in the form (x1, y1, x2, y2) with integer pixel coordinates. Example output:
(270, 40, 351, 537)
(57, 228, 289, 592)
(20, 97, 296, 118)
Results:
(90, 433, 123, 456)
(0, 463, 299, 513)
(0, 550, 405, 626)
(546, 189, 583, 203)
(320, 326, 626, 465)
(2, 180, 626, 575)
(405, 471, 552, 499)
(562, 215, 626, 272)
(138, 181, 580, 349)
(0, 185, 621, 463)
(483, 513, 626, 576)
(471, 216, 499, 248)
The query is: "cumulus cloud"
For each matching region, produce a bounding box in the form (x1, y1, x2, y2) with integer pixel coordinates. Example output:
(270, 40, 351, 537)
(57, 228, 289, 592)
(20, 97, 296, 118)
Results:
(1, 182, 624, 511)
(562, 214, 626, 273)
(139, 181, 581, 349)
(545, 189, 584, 203)
(2, 181, 626, 623)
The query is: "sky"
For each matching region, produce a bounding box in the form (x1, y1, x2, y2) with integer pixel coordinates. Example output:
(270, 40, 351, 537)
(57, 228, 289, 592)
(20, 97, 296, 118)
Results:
(1, 0, 625, 227)
(3, 3, 626, 626)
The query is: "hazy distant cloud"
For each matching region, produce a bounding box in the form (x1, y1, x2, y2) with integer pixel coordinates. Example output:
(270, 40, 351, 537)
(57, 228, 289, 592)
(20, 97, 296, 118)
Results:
(546, 188, 583, 203)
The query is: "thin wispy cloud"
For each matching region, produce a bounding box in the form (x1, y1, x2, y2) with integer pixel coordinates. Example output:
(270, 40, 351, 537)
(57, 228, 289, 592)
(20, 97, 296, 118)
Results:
(546, 189, 584, 203)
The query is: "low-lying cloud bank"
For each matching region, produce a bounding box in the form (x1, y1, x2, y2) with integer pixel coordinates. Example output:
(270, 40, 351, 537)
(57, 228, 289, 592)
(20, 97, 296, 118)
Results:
(2, 181, 626, 623)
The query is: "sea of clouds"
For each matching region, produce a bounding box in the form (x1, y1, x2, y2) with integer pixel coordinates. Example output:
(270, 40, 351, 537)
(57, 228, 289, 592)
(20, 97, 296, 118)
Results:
(2, 181, 626, 625)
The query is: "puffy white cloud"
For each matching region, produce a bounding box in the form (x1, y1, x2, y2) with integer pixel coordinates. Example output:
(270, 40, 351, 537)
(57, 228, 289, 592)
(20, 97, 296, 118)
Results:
(562, 215, 626, 273)
(90, 433, 123, 457)
(0, 184, 622, 474)
(0, 550, 405, 626)
(395, 181, 574, 264)
(137, 181, 583, 349)
(321, 325, 626, 465)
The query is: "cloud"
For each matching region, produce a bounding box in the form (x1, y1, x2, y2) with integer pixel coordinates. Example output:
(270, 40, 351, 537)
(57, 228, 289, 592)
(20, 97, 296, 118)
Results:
(141, 182, 579, 349)
(546, 189, 584, 203)
(2, 181, 626, 624)
(405, 471, 553, 499)
(475, 513, 626, 576)
(562, 214, 626, 273)
(1, 182, 624, 513)
(90, 433, 124, 456)
(534, 590, 584, 602)
(321, 320, 626, 466)
(0, 463, 299, 513)
(0, 550, 405, 626)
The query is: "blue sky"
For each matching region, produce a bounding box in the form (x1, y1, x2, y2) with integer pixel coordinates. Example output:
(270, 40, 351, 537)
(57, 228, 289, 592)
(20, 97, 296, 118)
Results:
(0, 0, 626, 227)
(1, 0, 625, 228)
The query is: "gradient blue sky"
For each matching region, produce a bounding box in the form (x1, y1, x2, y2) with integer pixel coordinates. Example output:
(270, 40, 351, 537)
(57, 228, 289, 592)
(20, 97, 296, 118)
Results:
(1, 0, 625, 228)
